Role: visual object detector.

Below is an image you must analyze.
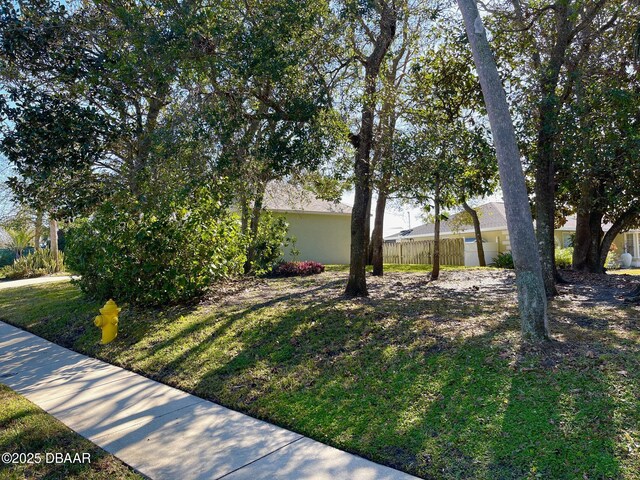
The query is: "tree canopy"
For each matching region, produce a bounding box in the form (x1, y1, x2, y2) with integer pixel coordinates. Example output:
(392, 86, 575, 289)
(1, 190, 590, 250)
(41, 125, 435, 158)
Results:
(1, 0, 639, 339)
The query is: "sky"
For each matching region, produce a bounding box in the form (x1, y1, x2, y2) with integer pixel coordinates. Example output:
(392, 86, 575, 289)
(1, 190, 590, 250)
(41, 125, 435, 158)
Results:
(340, 190, 426, 237)
(0, 155, 15, 222)
(340, 189, 505, 238)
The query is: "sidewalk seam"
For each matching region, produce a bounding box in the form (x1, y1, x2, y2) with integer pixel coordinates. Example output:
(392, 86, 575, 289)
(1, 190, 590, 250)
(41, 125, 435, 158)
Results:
(215, 436, 305, 480)
(89, 400, 206, 440)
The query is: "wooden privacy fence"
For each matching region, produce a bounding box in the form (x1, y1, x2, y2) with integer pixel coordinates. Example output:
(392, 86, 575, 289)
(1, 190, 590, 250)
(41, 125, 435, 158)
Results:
(383, 238, 465, 266)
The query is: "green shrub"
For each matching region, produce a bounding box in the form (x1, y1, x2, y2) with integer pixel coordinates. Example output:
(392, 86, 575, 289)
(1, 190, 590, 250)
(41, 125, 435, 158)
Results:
(605, 251, 621, 270)
(0, 249, 14, 268)
(552, 246, 622, 270)
(66, 185, 246, 305)
(555, 247, 573, 269)
(0, 249, 64, 280)
(492, 249, 574, 270)
(491, 251, 514, 269)
(273, 260, 324, 276)
(248, 212, 291, 275)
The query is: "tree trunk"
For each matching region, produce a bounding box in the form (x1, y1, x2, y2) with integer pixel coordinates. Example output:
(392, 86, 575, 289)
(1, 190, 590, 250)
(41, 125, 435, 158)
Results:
(243, 185, 266, 275)
(364, 189, 373, 265)
(596, 209, 639, 273)
(240, 199, 250, 236)
(572, 207, 604, 272)
(573, 189, 639, 273)
(34, 212, 43, 251)
(532, 3, 574, 297)
(371, 178, 390, 276)
(346, 139, 371, 296)
(431, 183, 441, 281)
(370, 69, 399, 275)
(345, 3, 397, 297)
(588, 220, 604, 272)
(572, 198, 591, 271)
(462, 201, 485, 266)
(534, 109, 560, 297)
(457, 0, 549, 340)
(49, 217, 59, 272)
(596, 229, 616, 274)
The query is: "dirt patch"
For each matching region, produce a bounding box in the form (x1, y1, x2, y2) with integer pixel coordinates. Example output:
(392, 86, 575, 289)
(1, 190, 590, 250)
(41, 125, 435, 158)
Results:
(558, 269, 640, 305)
(202, 268, 639, 347)
(201, 276, 269, 307)
(208, 268, 639, 312)
(209, 269, 520, 310)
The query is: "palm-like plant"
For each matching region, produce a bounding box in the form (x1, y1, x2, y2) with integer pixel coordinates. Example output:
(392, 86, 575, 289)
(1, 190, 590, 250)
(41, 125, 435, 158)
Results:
(6, 227, 33, 259)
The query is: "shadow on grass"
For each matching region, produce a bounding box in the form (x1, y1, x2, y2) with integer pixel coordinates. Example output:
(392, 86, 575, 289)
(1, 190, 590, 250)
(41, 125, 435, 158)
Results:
(186, 295, 632, 478)
(0, 273, 638, 479)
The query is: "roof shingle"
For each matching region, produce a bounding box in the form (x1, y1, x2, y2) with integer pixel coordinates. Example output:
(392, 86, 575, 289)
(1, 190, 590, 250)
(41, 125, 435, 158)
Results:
(385, 202, 508, 240)
(263, 182, 352, 215)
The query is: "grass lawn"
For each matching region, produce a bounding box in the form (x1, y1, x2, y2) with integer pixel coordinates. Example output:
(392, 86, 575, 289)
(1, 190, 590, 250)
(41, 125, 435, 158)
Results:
(0, 269, 638, 479)
(615, 269, 640, 276)
(0, 385, 142, 480)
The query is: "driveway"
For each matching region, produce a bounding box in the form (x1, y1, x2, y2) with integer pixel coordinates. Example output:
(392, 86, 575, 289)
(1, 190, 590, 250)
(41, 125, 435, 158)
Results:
(0, 275, 75, 290)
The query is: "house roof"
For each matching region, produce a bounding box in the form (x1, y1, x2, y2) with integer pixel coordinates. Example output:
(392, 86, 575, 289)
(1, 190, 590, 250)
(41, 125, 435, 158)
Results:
(554, 216, 614, 232)
(262, 182, 352, 216)
(384, 202, 640, 241)
(556, 216, 577, 231)
(385, 202, 508, 240)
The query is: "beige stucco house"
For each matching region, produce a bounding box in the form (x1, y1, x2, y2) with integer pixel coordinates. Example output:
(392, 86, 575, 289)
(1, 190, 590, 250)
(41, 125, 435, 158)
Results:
(263, 185, 351, 265)
(384, 202, 640, 267)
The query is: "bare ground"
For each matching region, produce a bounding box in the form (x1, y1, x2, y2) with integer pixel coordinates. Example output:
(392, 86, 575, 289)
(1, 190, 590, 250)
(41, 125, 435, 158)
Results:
(200, 269, 639, 363)
(210, 268, 640, 316)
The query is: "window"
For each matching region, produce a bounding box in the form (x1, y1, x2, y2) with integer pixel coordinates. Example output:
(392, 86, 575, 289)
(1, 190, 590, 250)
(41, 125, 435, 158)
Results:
(465, 237, 487, 243)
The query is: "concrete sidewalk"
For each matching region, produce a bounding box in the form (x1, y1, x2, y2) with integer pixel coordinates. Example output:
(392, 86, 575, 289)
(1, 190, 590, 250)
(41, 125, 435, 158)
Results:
(0, 321, 419, 480)
(0, 275, 74, 290)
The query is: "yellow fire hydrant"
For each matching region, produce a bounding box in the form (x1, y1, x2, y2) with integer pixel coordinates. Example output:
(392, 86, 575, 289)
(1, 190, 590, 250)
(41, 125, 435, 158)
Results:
(94, 299, 120, 344)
